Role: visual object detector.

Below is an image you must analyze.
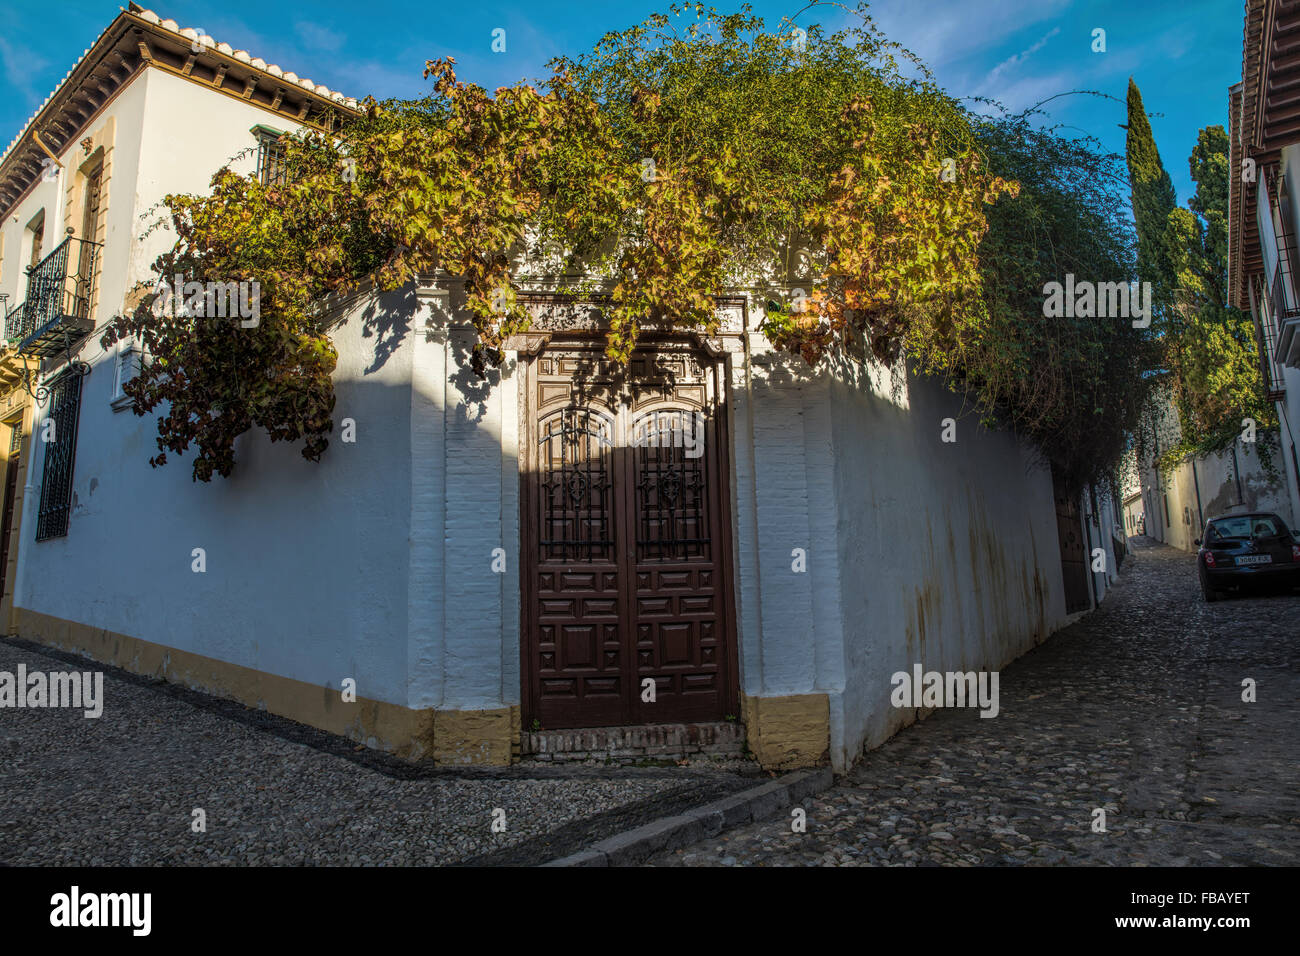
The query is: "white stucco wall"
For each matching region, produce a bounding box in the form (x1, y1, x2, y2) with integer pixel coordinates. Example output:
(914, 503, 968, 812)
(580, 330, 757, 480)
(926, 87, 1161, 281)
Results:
(1276, 363, 1300, 524)
(833, 368, 1068, 765)
(1122, 495, 1145, 535)
(408, 285, 521, 714)
(0, 174, 65, 308)
(128, 69, 307, 290)
(15, 286, 419, 707)
(728, 311, 1082, 771)
(8, 69, 444, 710)
(1267, 144, 1300, 524)
(1087, 484, 1122, 591)
(1140, 434, 1295, 551)
(17, 278, 527, 722)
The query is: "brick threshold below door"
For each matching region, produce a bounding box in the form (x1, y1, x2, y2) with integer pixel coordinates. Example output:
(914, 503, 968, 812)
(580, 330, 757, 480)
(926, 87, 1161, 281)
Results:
(522, 721, 746, 762)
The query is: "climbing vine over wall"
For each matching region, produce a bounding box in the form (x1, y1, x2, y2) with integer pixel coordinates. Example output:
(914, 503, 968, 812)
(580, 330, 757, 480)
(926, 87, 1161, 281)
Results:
(106, 2, 1148, 488)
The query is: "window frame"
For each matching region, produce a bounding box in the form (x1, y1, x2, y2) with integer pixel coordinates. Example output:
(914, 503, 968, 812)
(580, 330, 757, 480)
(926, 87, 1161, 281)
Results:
(35, 371, 84, 541)
(252, 123, 288, 187)
(111, 341, 144, 411)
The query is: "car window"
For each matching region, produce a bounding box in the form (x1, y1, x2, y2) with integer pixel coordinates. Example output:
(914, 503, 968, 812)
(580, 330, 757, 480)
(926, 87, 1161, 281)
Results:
(1251, 517, 1281, 536)
(1207, 516, 1281, 539)
(1208, 518, 1248, 538)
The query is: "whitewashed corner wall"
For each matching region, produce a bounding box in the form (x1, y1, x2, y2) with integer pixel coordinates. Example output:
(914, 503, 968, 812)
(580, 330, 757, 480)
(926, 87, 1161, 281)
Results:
(730, 311, 1073, 771)
(727, 334, 849, 751)
(408, 286, 520, 714)
(15, 282, 524, 718)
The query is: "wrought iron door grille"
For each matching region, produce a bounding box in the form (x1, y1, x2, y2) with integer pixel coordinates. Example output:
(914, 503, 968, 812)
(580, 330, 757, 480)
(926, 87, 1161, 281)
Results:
(35, 373, 83, 541)
(635, 428, 710, 562)
(538, 408, 614, 562)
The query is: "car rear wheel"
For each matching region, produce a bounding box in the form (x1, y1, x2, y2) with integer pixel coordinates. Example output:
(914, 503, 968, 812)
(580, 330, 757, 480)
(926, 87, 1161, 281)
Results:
(1202, 582, 1221, 602)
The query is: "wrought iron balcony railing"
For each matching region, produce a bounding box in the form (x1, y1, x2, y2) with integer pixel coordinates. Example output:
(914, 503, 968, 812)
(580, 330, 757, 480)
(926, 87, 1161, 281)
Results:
(8, 236, 100, 359)
(2, 299, 21, 345)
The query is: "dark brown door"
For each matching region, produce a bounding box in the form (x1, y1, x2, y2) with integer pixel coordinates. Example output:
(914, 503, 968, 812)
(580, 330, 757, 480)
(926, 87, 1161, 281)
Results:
(1052, 471, 1091, 613)
(522, 342, 738, 729)
(0, 450, 20, 601)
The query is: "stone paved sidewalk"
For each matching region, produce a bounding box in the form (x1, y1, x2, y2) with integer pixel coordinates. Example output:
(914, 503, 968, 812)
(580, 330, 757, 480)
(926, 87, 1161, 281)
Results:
(648, 539, 1300, 866)
(0, 639, 759, 866)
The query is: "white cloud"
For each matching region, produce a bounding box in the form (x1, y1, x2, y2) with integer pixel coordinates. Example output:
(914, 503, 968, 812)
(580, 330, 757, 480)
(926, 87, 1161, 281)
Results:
(296, 22, 345, 53)
(865, 0, 1073, 73)
(979, 26, 1061, 90)
(0, 35, 49, 108)
(970, 69, 1084, 115)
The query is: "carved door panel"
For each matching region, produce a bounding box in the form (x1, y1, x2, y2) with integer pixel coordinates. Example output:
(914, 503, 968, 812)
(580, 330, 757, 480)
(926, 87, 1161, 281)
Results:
(533, 404, 625, 727)
(522, 342, 737, 729)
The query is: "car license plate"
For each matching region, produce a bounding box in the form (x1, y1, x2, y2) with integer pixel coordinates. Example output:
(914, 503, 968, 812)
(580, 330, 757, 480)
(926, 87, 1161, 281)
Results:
(1236, 554, 1272, 566)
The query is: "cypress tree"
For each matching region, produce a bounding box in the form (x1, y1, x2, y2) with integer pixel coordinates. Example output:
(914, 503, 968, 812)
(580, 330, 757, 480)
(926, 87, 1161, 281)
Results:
(1125, 78, 1178, 314)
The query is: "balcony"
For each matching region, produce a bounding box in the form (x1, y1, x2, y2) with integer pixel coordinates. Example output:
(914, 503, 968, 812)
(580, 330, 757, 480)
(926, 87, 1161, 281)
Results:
(5, 236, 100, 359)
(1, 298, 22, 350)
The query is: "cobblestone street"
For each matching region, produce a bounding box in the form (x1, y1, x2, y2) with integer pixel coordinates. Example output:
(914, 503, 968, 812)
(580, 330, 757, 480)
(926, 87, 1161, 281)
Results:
(0, 643, 758, 867)
(649, 539, 1300, 866)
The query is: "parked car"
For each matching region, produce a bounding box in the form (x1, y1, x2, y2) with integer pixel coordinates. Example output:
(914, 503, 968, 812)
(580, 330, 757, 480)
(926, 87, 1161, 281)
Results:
(1195, 512, 1300, 602)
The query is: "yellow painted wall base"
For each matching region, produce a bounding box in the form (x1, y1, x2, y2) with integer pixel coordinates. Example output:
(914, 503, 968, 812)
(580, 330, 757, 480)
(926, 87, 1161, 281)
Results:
(11, 610, 829, 770)
(433, 706, 521, 765)
(741, 691, 830, 770)
(12, 608, 517, 765)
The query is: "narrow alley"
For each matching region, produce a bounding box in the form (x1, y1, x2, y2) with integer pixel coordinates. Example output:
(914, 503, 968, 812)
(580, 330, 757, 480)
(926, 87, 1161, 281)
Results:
(650, 539, 1300, 866)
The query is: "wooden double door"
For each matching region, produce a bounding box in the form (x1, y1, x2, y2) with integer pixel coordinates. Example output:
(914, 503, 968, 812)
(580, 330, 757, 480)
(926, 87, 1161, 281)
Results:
(521, 340, 738, 729)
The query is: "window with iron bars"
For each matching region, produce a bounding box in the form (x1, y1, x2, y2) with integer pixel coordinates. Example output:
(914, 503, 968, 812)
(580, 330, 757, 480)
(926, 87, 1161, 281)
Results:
(1258, 168, 1296, 399)
(1254, 273, 1287, 399)
(35, 372, 83, 541)
(255, 131, 287, 187)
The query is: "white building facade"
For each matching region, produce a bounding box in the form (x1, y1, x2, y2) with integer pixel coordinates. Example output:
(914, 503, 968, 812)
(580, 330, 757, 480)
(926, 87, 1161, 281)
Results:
(1229, 4, 1300, 538)
(0, 7, 1120, 771)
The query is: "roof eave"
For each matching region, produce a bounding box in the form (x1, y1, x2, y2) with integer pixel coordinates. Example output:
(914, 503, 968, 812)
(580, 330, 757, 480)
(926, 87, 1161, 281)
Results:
(0, 8, 364, 223)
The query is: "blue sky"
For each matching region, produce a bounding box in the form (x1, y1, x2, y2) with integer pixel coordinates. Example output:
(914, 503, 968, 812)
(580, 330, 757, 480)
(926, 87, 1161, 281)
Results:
(0, 0, 1240, 203)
